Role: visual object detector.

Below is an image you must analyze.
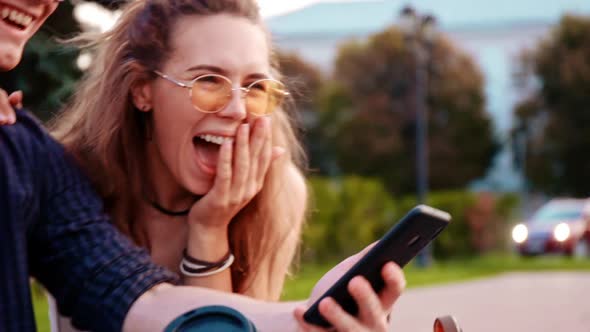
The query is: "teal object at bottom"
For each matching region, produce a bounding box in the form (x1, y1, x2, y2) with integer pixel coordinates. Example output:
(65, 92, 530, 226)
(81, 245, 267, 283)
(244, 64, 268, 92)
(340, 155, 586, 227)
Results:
(164, 305, 257, 332)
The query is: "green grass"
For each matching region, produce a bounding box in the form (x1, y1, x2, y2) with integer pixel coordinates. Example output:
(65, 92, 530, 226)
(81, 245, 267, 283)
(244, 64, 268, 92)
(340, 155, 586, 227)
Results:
(280, 253, 590, 300)
(31, 281, 50, 332)
(32, 254, 590, 330)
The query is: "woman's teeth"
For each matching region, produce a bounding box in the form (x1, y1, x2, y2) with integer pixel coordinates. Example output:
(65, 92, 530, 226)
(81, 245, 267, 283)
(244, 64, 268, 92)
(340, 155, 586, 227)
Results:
(1, 6, 33, 29)
(198, 134, 233, 145)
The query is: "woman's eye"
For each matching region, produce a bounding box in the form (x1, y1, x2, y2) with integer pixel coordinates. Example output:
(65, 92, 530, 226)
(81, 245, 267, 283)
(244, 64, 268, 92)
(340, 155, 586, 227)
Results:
(248, 81, 267, 91)
(199, 75, 220, 83)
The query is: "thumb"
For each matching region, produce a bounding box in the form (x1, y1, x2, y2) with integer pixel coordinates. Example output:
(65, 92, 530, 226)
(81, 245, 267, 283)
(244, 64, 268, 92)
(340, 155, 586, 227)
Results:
(8, 90, 23, 109)
(358, 241, 378, 257)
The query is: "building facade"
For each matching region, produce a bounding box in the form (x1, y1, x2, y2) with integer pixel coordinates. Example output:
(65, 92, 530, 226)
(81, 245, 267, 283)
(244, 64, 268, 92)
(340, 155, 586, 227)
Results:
(266, 0, 590, 191)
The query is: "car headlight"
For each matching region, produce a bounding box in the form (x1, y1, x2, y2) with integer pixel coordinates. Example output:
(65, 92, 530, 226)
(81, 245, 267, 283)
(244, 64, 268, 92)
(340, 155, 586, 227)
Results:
(512, 224, 528, 244)
(553, 223, 570, 242)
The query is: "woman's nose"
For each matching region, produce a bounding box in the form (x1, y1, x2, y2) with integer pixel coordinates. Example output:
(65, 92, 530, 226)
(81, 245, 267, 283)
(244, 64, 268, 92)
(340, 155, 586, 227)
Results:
(217, 88, 248, 121)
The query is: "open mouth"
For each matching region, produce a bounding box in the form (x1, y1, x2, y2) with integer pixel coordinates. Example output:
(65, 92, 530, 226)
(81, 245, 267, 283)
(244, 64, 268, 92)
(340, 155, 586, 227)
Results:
(192, 134, 233, 173)
(0, 4, 35, 31)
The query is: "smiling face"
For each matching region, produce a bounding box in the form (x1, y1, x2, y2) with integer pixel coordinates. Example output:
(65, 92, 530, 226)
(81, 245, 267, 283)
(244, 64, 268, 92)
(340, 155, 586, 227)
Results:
(137, 13, 270, 197)
(0, 0, 59, 70)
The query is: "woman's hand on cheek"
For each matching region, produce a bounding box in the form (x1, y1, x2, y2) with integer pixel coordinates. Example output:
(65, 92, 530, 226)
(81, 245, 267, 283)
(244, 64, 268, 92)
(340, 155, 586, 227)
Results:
(187, 116, 284, 232)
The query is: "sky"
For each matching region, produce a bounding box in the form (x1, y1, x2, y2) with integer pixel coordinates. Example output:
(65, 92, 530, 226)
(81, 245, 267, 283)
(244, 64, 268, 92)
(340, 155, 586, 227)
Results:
(76, 0, 323, 32)
(257, 0, 322, 17)
(78, 0, 590, 35)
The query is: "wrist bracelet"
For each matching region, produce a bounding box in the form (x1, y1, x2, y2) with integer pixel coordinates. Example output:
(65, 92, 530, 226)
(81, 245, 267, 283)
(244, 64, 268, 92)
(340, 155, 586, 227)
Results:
(183, 249, 231, 267)
(180, 254, 235, 277)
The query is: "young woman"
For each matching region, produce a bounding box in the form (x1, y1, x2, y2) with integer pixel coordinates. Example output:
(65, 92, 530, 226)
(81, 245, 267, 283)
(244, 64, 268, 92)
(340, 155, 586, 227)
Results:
(46, 0, 402, 330)
(52, 0, 306, 299)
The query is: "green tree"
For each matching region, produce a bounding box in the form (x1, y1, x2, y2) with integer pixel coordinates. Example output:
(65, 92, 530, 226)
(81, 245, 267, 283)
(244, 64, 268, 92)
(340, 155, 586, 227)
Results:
(275, 50, 342, 174)
(322, 26, 496, 194)
(5, 34, 81, 121)
(276, 50, 323, 112)
(512, 15, 590, 195)
(0, 0, 115, 120)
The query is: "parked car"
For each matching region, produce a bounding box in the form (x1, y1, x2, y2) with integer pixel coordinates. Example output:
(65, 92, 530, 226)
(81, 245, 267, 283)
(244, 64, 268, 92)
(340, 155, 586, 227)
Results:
(511, 198, 590, 257)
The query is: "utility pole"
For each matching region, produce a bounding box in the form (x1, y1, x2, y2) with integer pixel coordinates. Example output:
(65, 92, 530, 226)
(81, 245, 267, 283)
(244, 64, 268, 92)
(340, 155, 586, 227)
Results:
(398, 6, 437, 267)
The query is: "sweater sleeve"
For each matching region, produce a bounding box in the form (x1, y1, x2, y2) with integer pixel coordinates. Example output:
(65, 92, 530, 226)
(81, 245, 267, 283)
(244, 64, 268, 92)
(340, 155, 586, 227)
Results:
(10, 110, 179, 331)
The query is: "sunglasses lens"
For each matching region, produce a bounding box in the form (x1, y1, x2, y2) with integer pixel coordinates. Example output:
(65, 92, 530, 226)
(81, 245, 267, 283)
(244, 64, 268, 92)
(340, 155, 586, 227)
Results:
(246, 80, 287, 116)
(191, 75, 232, 113)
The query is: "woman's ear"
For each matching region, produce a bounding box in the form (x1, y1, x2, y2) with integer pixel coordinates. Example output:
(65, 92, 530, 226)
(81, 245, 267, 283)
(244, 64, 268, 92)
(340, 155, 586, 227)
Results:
(131, 80, 153, 112)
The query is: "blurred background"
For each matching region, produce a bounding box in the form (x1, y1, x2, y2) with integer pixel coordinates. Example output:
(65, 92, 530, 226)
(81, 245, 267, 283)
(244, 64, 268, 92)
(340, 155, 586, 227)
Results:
(5, 0, 590, 329)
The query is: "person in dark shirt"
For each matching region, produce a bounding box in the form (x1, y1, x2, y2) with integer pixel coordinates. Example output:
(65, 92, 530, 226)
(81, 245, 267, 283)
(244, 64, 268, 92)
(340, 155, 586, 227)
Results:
(51, 0, 306, 304)
(0, 0, 406, 331)
(0, 109, 178, 330)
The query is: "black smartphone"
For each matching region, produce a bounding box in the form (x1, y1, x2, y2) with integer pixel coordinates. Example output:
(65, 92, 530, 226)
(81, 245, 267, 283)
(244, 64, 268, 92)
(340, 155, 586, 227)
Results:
(303, 204, 451, 328)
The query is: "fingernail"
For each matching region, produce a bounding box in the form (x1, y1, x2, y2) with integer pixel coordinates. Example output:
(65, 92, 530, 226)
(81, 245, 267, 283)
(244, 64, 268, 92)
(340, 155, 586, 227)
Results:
(384, 262, 397, 278)
(353, 276, 367, 290)
(321, 298, 335, 313)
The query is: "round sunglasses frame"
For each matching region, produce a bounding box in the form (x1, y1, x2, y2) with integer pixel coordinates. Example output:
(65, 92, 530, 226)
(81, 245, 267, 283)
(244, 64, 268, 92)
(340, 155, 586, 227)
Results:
(153, 70, 289, 116)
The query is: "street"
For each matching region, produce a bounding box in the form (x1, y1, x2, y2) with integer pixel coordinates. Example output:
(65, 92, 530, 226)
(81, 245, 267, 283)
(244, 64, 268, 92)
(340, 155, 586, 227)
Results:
(389, 271, 590, 331)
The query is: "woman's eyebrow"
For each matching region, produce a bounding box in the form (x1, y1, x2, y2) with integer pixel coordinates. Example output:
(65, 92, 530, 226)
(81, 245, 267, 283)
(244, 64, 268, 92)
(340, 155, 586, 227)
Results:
(185, 65, 270, 80)
(245, 73, 270, 80)
(185, 64, 227, 75)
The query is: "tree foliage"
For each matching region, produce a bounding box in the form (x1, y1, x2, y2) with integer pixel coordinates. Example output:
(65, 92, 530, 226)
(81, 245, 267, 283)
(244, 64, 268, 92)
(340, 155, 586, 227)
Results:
(0, 1, 83, 121)
(303, 176, 519, 262)
(276, 50, 323, 112)
(320, 26, 496, 194)
(513, 15, 590, 195)
(275, 50, 343, 174)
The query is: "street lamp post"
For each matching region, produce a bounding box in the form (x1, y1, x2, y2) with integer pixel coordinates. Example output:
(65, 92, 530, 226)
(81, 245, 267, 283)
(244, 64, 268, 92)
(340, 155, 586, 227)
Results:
(399, 6, 437, 267)
(519, 128, 528, 213)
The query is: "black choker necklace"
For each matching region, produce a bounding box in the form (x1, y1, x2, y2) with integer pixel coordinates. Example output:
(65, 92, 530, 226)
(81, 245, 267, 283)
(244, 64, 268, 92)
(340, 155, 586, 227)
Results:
(148, 200, 190, 216)
(143, 191, 202, 217)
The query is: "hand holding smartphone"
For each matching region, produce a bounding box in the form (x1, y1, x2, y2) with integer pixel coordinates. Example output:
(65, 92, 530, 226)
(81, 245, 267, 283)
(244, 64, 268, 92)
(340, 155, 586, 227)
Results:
(303, 205, 451, 327)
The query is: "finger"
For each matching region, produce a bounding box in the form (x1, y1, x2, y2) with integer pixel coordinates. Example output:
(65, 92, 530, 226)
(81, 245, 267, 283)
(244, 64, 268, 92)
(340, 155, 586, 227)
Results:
(0, 89, 13, 125)
(319, 298, 361, 332)
(247, 117, 268, 194)
(293, 306, 325, 332)
(211, 139, 233, 204)
(8, 90, 23, 109)
(231, 123, 250, 200)
(5, 91, 20, 124)
(256, 120, 273, 182)
(349, 276, 386, 328)
(379, 262, 406, 311)
(249, 117, 267, 158)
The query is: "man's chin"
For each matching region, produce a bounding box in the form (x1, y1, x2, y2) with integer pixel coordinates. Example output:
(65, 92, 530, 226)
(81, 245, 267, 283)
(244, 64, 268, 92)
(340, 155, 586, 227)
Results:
(0, 49, 23, 72)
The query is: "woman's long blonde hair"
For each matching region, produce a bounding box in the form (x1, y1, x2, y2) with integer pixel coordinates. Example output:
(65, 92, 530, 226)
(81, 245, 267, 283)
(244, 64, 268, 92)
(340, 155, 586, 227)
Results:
(50, 0, 306, 297)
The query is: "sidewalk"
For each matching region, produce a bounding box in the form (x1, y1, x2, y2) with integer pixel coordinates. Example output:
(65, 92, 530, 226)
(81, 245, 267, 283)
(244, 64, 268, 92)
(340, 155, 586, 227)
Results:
(389, 271, 590, 331)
